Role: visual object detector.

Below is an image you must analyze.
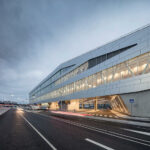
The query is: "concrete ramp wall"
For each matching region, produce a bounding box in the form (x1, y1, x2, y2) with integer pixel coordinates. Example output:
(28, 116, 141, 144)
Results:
(120, 90, 150, 117)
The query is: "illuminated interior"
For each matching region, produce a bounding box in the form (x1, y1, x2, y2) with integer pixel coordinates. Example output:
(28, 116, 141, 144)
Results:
(31, 51, 150, 103)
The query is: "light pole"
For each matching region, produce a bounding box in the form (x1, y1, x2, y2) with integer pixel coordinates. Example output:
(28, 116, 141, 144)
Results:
(10, 94, 14, 103)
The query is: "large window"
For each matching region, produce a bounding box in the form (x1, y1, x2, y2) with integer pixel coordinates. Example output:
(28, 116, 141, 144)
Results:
(88, 44, 137, 69)
(31, 51, 150, 103)
(30, 44, 137, 98)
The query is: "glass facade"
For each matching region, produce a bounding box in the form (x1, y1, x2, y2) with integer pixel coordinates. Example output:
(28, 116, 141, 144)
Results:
(30, 44, 137, 99)
(30, 62, 88, 98)
(55, 62, 88, 86)
(88, 43, 137, 68)
(31, 52, 150, 103)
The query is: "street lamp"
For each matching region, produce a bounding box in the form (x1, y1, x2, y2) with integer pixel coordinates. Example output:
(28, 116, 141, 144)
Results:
(10, 94, 14, 103)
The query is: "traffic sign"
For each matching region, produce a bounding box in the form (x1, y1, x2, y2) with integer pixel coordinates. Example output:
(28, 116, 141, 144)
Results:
(129, 99, 134, 103)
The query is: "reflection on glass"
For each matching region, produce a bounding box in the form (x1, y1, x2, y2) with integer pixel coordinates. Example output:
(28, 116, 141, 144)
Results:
(32, 52, 150, 102)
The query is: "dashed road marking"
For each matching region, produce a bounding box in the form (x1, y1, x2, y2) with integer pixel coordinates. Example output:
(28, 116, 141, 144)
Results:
(85, 138, 115, 150)
(122, 128, 150, 136)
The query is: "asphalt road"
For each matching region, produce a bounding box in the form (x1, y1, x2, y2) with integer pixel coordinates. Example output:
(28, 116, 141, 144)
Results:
(0, 109, 150, 150)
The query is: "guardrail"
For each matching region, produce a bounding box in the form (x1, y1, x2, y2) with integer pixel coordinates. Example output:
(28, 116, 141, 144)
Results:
(0, 107, 10, 116)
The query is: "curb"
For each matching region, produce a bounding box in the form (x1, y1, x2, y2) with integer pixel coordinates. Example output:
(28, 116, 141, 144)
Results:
(48, 110, 150, 128)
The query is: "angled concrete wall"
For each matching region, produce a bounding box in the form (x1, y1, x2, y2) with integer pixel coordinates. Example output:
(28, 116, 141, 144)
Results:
(120, 90, 150, 117)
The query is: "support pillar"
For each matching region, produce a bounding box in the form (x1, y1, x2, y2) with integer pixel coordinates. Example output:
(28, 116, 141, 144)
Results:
(48, 103, 51, 109)
(82, 99, 84, 109)
(95, 98, 97, 111)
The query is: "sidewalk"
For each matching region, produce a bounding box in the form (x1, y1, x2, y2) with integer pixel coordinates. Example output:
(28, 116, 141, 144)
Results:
(110, 110, 150, 122)
(0, 107, 10, 116)
(47, 110, 150, 128)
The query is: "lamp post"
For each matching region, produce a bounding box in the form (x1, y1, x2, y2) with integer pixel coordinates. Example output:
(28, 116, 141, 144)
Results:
(10, 94, 14, 103)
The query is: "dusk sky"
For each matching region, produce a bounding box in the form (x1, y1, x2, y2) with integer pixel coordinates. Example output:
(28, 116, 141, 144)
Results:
(1, 0, 150, 103)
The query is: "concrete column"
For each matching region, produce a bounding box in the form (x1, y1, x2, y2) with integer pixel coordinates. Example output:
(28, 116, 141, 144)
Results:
(50, 102, 59, 110)
(48, 103, 51, 109)
(82, 99, 84, 109)
(67, 99, 79, 111)
(95, 98, 97, 111)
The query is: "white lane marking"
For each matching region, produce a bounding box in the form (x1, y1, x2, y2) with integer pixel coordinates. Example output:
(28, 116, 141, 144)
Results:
(30, 112, 150, 147)
(85, 138, 115, 150)
(122, 128, 150, 136)
(21, 115, 57, 150)
(35, 113, 150, 144)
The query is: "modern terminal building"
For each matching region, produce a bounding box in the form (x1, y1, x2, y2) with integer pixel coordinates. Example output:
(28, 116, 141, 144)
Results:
(29, 24, 150, 117)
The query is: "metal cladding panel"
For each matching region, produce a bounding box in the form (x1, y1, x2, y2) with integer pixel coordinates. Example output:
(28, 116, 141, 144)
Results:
(29, 25, 150, 104)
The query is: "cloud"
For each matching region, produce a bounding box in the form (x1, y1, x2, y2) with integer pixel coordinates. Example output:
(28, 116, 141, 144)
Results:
(0, 0, 150, 103)
(0, 58, 18, 81)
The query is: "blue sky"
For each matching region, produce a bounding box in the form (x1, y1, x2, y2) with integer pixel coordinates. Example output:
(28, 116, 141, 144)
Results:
(0, 0, 150, 103)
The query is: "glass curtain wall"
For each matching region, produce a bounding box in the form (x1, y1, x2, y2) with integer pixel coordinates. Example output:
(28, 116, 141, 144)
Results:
(31, 52, 150, 103)
(30, 44, 137, 98)
(30, 62, 88, 98)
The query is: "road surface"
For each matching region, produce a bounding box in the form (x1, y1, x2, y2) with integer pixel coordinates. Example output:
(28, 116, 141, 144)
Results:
(0, 108, 150, 150)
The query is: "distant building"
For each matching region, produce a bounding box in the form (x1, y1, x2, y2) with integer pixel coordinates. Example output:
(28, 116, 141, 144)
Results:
(29, 24, 150, 117)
